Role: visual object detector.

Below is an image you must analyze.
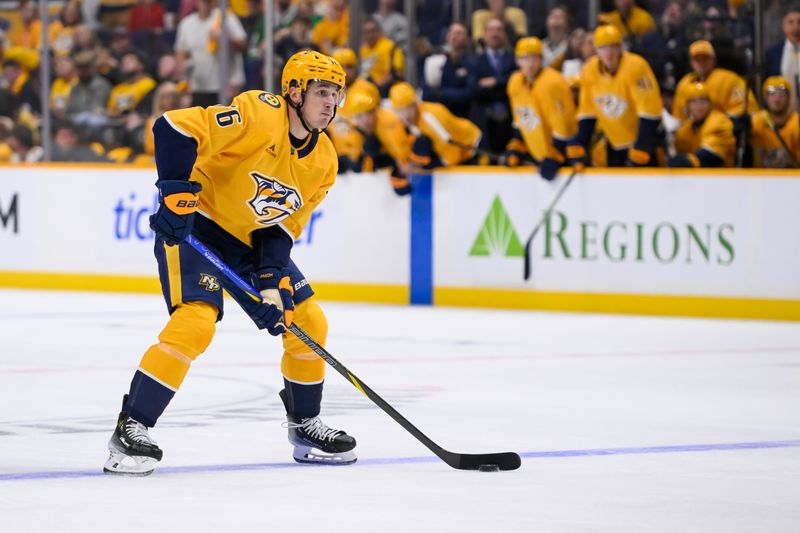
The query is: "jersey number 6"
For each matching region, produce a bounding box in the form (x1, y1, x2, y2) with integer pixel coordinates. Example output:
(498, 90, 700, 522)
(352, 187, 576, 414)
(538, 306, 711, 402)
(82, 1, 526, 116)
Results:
(215, 109, 242, 128)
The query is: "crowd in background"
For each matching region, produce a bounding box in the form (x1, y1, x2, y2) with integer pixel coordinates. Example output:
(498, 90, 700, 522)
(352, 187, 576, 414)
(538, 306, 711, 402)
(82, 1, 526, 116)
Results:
(0, 0, 798, 180)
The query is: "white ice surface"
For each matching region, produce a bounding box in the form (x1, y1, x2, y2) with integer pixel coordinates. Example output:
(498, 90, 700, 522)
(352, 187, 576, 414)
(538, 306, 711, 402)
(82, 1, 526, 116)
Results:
(0, 289, 799, 533)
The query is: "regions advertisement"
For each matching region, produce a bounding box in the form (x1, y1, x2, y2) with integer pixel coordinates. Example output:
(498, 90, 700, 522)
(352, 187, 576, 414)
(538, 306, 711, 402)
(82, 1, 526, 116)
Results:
(433, 169, 800, 301)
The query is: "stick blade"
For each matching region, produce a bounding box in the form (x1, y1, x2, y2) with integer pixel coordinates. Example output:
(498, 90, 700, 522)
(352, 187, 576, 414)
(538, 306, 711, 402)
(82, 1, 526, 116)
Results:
(447, 452, 522, 471)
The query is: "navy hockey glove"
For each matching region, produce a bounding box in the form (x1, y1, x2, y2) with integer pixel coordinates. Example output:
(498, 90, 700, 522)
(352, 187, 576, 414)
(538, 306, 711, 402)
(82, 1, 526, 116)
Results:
(251, 267, 295, 336)
(149, 180, 202, 246)
(538, 157, 561, 181)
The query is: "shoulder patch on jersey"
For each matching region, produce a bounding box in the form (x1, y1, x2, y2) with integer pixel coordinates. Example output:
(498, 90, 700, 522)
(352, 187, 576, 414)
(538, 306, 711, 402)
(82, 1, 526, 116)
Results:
(258, 92, 282, 108)
(248, 172, 302, 225)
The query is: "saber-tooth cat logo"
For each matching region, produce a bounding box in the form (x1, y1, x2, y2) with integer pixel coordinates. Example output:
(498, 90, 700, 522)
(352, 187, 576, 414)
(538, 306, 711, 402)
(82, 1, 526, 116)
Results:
(1, 193, 19, 234)
(248, 172, 302, 225)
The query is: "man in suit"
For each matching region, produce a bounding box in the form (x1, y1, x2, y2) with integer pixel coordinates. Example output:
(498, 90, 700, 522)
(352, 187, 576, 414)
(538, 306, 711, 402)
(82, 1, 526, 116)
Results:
(473, 17, 517, 154)
(765, 5, 800, 112)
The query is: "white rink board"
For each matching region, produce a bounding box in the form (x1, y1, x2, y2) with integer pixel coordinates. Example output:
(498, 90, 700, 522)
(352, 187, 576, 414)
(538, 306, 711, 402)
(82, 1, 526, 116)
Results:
(0, 167, 409, 284)
(434, 170, 800, 299)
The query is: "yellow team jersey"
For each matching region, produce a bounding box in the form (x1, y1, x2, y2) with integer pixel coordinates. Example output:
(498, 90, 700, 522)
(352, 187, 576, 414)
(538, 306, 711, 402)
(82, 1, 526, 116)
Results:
(675, 109, 736, 167)
(163, 91, 337, 244)
(507, 68, 576, 161)
(107, 77, 157, 114)
(673, 68, 751, 120)
(311, 9, 349, 54)
(750, 110, 800, 168)
(12, 20, 42, 49)
(414, 101, 481, 166)
(375, 108, 413, 165)
(50, 77, 77, 113)
(577, 52, 661, 149)
(360, 37, 404, 85)
(328, 113, 364, 165)
(597, 6, 655, 38)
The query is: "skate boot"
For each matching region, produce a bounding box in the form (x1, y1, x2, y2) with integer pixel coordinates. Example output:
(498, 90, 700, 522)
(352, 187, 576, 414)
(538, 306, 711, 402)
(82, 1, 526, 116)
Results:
(103, 395, 163, 476)
(280, 389, 357, 465)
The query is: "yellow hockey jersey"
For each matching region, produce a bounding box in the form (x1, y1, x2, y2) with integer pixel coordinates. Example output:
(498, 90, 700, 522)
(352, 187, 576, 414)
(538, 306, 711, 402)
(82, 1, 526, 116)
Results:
(674, 109, 736, 167)
(672, 68, 755, 120)
(507, 68, 576, 161)
(577, 52, 661, 149)
(412, 101, 481, 166)
(375, 108, 414, 166)
(50, 77, 77, 113)
(750, 110, 800, 168)
(311, 9, 349, 54)
(163, 90, 338, 244)
(360, 36, 404, 86)
(597, 6, 656, 38)
(108, 77, 157, 115)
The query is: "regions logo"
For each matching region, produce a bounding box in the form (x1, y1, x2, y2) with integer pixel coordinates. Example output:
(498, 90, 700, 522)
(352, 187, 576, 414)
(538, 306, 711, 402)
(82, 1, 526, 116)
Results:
(469, 196, 524, 258)
(594, 95, 628, 119)
(198, 273, 221, 292)
(248, 172, 302, 225)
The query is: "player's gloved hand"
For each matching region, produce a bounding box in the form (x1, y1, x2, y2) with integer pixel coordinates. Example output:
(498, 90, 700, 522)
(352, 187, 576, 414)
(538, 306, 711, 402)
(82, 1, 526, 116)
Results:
(538, 157, 561, 181)
(626, 148, 651, 167)
(149, 180, 202, 246)
(566, 144, 588, 171)
(251, 267, 295, 336)
(666, 153, 699, 168)
(390, 174, 412, 196)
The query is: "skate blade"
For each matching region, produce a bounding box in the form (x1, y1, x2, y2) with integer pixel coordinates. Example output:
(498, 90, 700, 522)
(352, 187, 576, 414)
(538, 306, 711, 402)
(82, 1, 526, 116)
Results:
(103, 452, 158, 476)
(292, 446, 357, 466)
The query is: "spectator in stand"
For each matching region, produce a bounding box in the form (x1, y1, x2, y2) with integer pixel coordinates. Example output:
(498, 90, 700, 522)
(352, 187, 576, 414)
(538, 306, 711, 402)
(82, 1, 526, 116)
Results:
(49, 0, 84, 57)
(635, 0, 690, 95)
(51, 120, 111, 162)
(766, 5, 800, 113)
(273, 0, 299, 34)
(98, 0, 137, 31)
(416, 0, 452, 50)
(542, 5, 571, 70)
(142, 81, 182, 157)
(567, 25, 662, 168)
(561, 28, 595, 89)
(473, 17, 516, 154)
(597, 0, 655, 49)
(749, 76, 800, 168)
(296, 0, 323, 28)
(472, 0, 527, 47)
(389, 81, 483, 169)
(0, 117, 12, 161)
(67, 50, 113, 127)
(372, 0, 409, 49)
(129, 0, 165, 32)
(668, 82, 735, 168)
(694, 5, 742, 74)
(0, 27, 40, 72)
(12, 1, 42, 50)
(503, 37, 576, 180)
(421, 21, 476, 119)
(175, 0, 247, 106)
(274, 16, 319, 64)
(73, 24, 102, 56)
(107, 51, 156, 117)
(51, 55, 79, 118)
(7, 124, 42, 162)
(311, 0, 348, 55)
(2, 59, 39, 114)
(359, 17, 404, 97)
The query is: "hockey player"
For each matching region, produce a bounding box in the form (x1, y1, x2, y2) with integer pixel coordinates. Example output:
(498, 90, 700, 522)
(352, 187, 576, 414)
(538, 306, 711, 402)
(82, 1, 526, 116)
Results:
(388, 81, 482, 169)
(749, 76, 800, 168)
(503, 37, 576, 180)
(346, 84, 414, 195)
(104, 50, 356, 476)
(667, 82, 735, 168)
(672, 40, 753, 122)
(566, 24, 662, 168)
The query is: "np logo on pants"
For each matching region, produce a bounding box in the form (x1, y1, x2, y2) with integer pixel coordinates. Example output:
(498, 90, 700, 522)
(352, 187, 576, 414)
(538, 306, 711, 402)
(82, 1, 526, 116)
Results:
(198, 273, 221, 292)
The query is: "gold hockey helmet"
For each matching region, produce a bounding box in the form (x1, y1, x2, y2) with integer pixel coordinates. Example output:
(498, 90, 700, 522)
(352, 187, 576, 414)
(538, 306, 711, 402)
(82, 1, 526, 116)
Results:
(332, 48, 358, 68)
(515, 37, 543, 58)
(281, 50, 346, 100)
(389, 81, 417, 109)
(594, 24, 622, 48)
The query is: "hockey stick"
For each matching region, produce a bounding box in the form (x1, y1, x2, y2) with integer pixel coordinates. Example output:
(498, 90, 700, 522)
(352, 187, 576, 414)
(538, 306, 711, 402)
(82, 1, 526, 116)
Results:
(185, 234, 522, 471)
(523, 167, 580, 281)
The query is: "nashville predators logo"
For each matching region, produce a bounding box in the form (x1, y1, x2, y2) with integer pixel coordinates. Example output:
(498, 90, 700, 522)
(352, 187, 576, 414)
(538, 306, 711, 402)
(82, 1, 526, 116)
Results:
(594, 95, 628, 119)
(515, 107, 541, 131)
(248, 172, 302, 225)
(198, 273, 221, 292)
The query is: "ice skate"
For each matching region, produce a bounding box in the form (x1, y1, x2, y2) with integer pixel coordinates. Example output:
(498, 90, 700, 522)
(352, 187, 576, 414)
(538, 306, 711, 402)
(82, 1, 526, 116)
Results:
(280, 389, 357, 465)
(103, 395, 163, 476)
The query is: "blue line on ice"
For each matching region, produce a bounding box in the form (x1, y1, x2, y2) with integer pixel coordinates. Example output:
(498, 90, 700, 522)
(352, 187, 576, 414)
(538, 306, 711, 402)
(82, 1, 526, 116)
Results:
(2, 439, 799, 481)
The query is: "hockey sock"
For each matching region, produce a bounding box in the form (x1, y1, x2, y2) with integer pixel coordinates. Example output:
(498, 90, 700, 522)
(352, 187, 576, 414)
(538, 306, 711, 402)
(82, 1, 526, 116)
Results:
(283, 378, 324, 419)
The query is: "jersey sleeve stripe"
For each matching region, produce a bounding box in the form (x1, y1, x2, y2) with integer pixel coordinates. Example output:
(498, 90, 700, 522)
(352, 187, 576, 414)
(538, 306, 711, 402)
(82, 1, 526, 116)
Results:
(163, 113, 195, 139)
